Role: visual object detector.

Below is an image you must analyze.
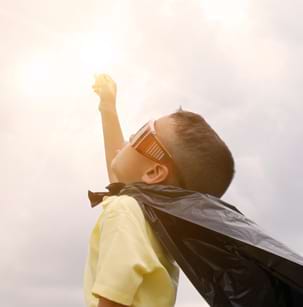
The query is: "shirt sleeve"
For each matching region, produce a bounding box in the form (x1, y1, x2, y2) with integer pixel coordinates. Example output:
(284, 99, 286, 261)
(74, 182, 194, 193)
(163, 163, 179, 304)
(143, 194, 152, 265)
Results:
(91, 198, 155, 305)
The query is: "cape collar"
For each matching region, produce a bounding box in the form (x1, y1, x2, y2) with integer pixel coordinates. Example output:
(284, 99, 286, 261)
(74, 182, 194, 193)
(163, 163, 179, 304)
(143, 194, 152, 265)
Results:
(88, 182, 126, 208)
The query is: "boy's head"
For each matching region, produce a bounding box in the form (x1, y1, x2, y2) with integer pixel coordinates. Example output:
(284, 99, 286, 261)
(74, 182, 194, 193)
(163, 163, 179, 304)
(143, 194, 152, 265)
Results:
(111, 107, 235, 197)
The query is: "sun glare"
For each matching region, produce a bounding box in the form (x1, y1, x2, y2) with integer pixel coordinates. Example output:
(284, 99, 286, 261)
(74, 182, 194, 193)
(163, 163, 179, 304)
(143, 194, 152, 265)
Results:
(199, 0, 250, 28)
(18, 30, 122, 98)
(76, 32, 119, 76)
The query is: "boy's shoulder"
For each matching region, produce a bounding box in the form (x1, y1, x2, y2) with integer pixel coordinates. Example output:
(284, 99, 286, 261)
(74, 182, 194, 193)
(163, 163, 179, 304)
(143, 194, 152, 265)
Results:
(101, 194, 145, 222)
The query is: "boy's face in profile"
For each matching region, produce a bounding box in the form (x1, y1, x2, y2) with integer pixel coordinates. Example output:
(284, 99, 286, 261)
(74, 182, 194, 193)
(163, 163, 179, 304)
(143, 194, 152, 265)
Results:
(111, 115, 176, 185)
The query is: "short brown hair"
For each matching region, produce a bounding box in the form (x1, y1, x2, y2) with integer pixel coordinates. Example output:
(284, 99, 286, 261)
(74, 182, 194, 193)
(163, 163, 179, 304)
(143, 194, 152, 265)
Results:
(168, 107, 235, 197)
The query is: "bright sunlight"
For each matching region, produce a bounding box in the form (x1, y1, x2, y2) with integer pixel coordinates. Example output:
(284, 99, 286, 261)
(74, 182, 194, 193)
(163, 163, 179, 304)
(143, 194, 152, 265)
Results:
(76, 31, 119, 76)
(18, 30, 120, 97)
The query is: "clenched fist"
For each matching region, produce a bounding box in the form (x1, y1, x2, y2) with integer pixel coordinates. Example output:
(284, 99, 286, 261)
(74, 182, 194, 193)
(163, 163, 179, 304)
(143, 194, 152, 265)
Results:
(92, 74, 117, 111)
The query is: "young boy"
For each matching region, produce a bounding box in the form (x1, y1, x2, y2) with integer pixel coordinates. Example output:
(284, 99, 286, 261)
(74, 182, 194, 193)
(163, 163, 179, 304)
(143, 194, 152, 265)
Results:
(83, 74, 235, 307)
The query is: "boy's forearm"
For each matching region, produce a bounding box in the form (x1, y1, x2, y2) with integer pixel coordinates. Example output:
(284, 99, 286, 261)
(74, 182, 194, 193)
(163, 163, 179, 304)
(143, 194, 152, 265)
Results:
(99, 99, 125, 183)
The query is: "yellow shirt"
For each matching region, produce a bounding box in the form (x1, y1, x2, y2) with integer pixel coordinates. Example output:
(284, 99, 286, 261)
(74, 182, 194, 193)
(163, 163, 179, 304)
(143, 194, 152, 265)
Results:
(83, 194, 180, 307)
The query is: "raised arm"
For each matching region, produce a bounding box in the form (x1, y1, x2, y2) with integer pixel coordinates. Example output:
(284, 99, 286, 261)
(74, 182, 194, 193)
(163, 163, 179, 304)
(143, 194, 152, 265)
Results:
(92, 74, 125, 183)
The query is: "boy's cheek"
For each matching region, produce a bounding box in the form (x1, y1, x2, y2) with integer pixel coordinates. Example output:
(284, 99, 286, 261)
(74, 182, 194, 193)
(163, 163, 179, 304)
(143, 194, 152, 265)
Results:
(111, 146, 129, 171)
(110, 158, 116, 170)
(112, 144, 128, 163)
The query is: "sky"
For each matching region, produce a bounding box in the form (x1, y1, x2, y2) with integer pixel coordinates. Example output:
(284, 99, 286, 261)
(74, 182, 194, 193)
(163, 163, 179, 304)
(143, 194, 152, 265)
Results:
(1, 0, 303, 306)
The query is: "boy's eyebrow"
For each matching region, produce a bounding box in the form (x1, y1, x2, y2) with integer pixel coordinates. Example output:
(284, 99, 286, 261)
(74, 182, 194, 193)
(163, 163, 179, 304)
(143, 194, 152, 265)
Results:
(154, 119, 158, 133)
(138, 122, 149, 132)
(129, 134, 135, 141)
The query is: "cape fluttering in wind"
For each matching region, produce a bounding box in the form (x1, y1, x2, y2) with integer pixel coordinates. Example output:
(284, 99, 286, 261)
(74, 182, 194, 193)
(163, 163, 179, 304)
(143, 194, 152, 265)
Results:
(88, 182, 303, 307)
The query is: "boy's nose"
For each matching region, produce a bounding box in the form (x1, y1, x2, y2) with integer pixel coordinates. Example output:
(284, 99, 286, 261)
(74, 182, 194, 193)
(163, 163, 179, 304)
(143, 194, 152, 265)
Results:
(115, 141, 128, 154)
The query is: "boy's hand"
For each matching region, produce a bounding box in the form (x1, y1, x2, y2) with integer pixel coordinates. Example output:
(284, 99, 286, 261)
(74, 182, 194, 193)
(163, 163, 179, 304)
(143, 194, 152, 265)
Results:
(92, 73, 117, 111)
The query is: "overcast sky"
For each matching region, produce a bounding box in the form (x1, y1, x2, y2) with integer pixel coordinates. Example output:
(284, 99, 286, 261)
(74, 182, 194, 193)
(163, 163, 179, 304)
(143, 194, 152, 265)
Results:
(1, 0, 303, 306)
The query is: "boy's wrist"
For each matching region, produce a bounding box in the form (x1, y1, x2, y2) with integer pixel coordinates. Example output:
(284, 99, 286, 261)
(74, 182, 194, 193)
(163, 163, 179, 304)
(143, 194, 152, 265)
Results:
(98, 98, 116, 112)
(98, 102, 117, 113)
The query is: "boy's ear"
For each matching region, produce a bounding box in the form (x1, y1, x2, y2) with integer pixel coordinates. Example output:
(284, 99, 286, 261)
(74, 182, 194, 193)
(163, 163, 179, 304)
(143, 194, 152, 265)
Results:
(141, 163, 169, 184)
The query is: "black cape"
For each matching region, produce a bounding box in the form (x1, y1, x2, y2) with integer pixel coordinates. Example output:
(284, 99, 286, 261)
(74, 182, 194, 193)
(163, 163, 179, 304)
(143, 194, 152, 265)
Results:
(88, 182, 303, 307)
